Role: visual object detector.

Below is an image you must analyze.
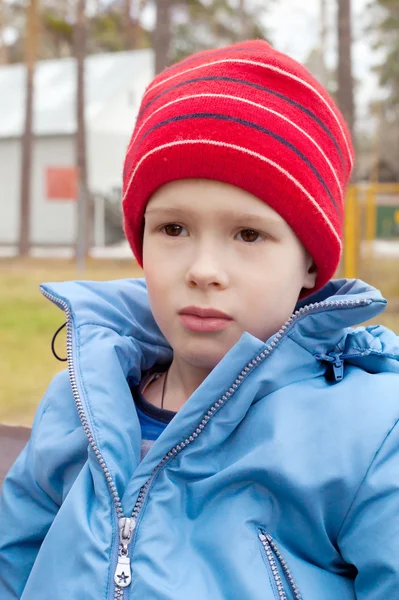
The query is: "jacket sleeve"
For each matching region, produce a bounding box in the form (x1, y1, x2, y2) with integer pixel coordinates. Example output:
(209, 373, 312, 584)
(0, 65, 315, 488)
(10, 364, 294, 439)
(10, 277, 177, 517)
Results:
(337, 417, 399, 599)
(0, 370, 86, 599)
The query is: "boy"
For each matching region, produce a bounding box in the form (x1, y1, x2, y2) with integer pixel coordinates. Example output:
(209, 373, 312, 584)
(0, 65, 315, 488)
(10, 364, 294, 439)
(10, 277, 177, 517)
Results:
(1, 40, 399, 600)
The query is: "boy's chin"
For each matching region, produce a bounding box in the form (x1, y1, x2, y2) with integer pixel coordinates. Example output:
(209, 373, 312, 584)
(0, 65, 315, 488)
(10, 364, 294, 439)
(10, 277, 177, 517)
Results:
(175, 335, 241, 371)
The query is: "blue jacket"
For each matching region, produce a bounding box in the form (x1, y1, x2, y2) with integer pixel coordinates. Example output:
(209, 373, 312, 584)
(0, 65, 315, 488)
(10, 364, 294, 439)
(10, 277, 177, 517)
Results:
(1, 277, 399, 600)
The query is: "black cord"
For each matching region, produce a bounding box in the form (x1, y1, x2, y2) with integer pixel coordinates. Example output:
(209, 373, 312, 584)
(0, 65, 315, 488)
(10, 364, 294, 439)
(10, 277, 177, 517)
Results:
(161, 369, 169, 409)
(51, 322, 67, 362)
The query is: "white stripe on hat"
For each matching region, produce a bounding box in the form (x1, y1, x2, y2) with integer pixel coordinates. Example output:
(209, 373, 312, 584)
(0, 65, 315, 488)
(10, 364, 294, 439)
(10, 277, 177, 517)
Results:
(144, 58, 354, 170)
(123, 139, 342, 250)
(127, 93, 343, 201)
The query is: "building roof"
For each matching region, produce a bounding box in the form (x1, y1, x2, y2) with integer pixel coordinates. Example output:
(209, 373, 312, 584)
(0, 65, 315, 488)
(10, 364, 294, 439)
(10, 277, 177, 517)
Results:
(0, 49, 153, 138)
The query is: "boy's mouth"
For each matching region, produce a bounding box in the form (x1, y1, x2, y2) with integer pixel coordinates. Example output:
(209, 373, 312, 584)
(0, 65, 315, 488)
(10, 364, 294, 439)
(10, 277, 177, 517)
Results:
(178, 306, 234, 333)
(179, 306, 233, 319)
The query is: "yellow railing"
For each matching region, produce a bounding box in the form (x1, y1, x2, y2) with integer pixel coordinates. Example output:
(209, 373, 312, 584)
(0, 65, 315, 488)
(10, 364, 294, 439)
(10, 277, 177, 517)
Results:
(343, 183, 399, 278)
(343, 185, 359, 279)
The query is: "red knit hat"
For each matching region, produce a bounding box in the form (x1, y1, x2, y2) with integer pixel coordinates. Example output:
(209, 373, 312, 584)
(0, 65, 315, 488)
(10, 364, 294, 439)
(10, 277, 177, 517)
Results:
(122, 39, 354, 291)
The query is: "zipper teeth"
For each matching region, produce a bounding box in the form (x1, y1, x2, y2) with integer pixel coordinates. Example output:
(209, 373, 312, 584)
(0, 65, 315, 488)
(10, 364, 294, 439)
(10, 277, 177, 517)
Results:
(266, 534, 302, 600)
(41, 290, 125, 519)
(259, 533, 288, 600)
(41, 287, 371, 598)
(259, 532, 303, 600)
(114, 588, 124, 600)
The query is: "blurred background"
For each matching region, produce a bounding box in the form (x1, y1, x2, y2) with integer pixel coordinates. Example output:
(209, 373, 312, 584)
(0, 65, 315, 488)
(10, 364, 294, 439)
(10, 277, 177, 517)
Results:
(0, 0, 398, 426)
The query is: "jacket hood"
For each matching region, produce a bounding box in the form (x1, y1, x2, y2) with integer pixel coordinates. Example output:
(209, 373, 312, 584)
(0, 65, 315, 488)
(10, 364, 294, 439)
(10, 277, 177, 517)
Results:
(294, 278, 399, 373)
(41, 276, 397, 368)
(38, 276, 399, 514)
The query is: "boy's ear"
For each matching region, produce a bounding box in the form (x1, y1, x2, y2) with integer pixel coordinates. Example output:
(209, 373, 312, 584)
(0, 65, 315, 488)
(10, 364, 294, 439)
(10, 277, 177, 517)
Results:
(302, 257, 318, 290)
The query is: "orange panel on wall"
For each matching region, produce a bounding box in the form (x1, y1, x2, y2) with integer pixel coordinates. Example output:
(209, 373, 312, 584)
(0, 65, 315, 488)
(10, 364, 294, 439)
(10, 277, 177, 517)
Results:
(46, 167, 78, 201)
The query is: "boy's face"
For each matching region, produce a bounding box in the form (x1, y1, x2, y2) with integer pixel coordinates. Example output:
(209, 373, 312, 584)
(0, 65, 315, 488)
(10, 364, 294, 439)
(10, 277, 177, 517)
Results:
(143, 179, 317, 371)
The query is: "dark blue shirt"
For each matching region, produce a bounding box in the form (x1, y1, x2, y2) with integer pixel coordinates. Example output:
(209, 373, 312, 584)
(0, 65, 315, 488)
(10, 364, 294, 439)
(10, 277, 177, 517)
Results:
(131, 379, 176, 460)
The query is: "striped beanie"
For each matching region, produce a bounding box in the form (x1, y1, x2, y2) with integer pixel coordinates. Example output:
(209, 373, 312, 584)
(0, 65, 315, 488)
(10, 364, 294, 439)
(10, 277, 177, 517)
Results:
(122, 39, 354, 291)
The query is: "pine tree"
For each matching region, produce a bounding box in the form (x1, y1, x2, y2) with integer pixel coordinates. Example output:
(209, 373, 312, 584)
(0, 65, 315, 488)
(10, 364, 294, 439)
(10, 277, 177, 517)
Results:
(0, 0, 8, 64)
(19, 0, 39, 256)
(170, 0, 270, 65)
(368, 0, 399, 180)
(337, 0, 355, 140)
(75, 0, 90, 269)
(373, 0, 399, 109)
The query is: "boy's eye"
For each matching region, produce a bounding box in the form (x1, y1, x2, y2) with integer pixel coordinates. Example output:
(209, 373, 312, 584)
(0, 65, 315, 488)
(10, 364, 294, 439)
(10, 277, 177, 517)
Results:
(237, 229, 262, 243)
(162, 224, 187, 237)
(160, 225, 264, 242)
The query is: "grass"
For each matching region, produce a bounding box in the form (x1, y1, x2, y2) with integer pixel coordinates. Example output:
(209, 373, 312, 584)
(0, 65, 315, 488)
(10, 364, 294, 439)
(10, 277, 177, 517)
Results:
(0, 256, 398, 426)
(0, 258, 142, 426)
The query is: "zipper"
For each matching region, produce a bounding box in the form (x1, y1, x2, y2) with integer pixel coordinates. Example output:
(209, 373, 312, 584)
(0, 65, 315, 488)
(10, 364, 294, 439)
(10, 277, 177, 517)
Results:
(258, 530, 302, 600)
(41, 287, 371, 599)
(315, 349, 370, 382)
(114, 518, 135, 586)
(114, 517, 135, 598)
(40, 290, 126, 599)
(330, 352, 344, 381)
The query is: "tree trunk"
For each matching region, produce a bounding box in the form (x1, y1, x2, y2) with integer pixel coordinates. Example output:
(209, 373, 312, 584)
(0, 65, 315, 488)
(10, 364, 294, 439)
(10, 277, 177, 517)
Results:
(74, 0, 90, 270)
(124, 0, 133, 49)
(130, 0, 148, 50)
(154, 0, 172, 74)
(337, 0, 355, 140)
(19, 0, 39, 256)
(0, 0, 8, 65)
(238, 0, 249, 41)
(319, 0, 328, 87)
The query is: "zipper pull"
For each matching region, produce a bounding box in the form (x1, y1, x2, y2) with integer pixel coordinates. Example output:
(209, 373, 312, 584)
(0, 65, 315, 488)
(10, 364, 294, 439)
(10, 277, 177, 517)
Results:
(332, 354, 344, 382)
(114, 517, 136, 588)
(115, 554, 132, 588)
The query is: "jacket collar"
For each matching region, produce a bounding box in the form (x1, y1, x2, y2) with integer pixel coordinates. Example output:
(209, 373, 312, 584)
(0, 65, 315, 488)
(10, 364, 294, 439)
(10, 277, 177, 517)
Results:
(41, 276, 389, 366)
(40, 277, 398, 509)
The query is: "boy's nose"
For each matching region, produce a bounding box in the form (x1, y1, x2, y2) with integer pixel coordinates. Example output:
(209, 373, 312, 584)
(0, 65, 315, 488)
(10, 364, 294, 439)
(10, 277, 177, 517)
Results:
(185, 249, 229, 290)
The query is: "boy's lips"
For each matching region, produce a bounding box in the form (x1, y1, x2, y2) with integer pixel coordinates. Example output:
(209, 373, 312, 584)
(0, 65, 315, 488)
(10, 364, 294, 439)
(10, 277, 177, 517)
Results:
(178, 306, 233, 319)
(178, 306, 234, 332)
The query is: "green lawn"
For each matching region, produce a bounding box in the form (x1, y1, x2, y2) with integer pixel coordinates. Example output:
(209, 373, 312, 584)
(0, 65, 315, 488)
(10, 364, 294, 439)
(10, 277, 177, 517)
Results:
(0, 256, 398, 426)
(0, 258, 142, 425)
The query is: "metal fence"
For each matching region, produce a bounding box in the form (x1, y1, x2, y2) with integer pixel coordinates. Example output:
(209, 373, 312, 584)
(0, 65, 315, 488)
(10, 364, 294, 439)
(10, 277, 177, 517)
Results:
(343, 183, 399, 278)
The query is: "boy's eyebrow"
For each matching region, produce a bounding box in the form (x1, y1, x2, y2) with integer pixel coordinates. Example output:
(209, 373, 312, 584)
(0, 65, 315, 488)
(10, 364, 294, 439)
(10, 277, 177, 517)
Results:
(144, 206, 283, 225)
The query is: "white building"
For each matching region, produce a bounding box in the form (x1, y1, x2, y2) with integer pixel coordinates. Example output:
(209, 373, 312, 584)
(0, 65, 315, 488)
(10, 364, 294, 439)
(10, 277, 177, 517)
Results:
(0, 49, 154, 250)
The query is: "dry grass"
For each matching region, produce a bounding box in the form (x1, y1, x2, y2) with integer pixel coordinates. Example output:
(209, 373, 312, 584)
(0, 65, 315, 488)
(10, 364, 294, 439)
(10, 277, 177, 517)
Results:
(0, 256, 397, 426)
(0, 258, 142, 426)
